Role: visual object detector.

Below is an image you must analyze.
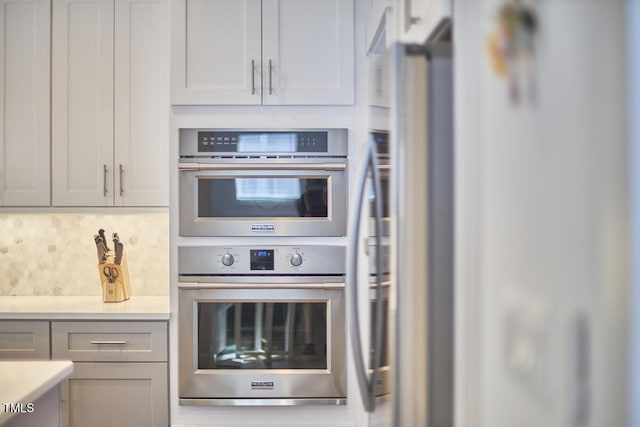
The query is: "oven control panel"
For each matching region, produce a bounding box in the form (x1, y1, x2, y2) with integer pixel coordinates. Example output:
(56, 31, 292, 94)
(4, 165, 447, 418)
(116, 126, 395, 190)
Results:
(178, 245, 345, 276)
(197, 131, 329, 153)
(179, 128, 348, 158)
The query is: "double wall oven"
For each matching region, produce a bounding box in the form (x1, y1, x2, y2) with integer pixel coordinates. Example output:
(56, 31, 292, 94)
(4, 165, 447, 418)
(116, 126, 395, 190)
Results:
(177, 128, 349, 406)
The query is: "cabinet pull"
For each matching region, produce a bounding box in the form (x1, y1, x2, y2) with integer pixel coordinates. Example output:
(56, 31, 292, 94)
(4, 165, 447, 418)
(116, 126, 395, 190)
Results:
(251, 59, 255, 95)
(119, 164, 124, 196)
(404, 0, 421, 30)
(103, 165, 108, 197)
(268, 59, 273, 95)
(90, 340, 127, 345)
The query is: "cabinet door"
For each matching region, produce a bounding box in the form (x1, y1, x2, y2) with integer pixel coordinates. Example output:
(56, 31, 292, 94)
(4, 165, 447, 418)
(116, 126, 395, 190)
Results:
(171, 0, 262, 105)
(114, 0, 168, 206)
(52, 0, 114, 206)
(0, 321, 49, 359)
(0, 0, 50, 206)
(60, 362, 168, 427)
(262, 0, 354, 105)
(401, 0, 451, 43)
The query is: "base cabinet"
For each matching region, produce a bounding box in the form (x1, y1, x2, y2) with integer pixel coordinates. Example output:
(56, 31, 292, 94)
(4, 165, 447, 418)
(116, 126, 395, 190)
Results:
(51, 320, 169, 427)
(0, 321, 50, 359)
(60, 363, 168, 427)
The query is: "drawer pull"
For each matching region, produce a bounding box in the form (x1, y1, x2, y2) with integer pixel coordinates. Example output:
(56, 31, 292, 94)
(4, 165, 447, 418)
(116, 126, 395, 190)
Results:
(90, 340, 127, 345)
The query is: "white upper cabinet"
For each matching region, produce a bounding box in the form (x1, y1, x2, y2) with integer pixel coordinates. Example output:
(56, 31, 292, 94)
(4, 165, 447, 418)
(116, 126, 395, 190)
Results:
(52, 0, 114, 207)
(0, 0, 50, 206)
(171, 0, 354, 105)
(53, 0, 168, 207)
(114, 0, 169, 206)
(398, 0, 451, 43)
(261, 0, 354, 105)
(172, 0, 262, 105)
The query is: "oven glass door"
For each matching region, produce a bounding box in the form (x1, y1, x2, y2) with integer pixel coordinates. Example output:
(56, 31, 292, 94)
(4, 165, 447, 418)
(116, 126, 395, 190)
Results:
(369, 281, 391, 397)
(198, 301, 327, 370)
(198, 177, 329, 219)
(179, 166, 347, 236)
(179, 286, 346, 400)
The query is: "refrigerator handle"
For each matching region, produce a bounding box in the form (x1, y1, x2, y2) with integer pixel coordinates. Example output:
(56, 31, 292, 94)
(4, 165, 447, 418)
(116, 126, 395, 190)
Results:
(369, 143, 386, 408)
(347, 140, 376, 412)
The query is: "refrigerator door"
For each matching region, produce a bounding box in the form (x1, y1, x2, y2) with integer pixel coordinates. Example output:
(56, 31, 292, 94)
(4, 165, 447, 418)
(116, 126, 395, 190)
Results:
(390, 43, 454, 427)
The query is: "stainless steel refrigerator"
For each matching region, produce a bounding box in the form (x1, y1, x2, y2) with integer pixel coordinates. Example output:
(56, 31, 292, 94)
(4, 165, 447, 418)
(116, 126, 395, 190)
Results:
(348, 42, 454, 427)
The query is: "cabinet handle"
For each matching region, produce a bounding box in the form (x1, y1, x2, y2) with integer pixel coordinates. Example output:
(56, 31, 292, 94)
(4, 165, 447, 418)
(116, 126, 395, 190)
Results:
(103, 165, 108, 197)
(90, 340, 127, 345)
(268, 59, 273, 95)
(251, 59, 255, 95)
(404, 0, 421, 30)
(119, 164, 124, 196)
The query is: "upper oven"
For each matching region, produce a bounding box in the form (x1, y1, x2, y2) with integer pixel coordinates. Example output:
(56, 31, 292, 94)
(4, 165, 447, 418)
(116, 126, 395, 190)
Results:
(179, 129, 348, 237)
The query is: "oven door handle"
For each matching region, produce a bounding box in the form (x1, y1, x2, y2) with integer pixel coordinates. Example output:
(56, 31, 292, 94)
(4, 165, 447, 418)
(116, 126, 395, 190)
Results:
(178, 162, 346, 172)
(178, 282, 345, 290)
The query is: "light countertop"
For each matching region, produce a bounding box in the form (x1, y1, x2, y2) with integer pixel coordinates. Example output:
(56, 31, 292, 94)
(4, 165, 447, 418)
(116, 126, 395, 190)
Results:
(0, 296, 170, 320)
(0, 360, 73, 425)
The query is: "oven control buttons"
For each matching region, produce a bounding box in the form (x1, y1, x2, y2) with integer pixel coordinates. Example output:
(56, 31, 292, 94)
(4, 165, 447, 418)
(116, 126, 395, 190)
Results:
(290, 253, 303, 267)
(221, 253, 235, 267)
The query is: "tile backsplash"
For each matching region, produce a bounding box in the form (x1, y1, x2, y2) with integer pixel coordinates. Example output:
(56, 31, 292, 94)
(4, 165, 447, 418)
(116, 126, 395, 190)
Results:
(0, 213, 169, 296)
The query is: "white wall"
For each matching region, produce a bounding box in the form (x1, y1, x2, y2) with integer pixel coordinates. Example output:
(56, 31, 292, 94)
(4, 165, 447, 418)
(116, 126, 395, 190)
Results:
(455, 0, 629, 426)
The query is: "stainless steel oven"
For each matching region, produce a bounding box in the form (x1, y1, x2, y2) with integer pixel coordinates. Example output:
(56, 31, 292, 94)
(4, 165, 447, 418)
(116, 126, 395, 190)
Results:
(179, 129, 348, 237)
(178, 245, 346, 405)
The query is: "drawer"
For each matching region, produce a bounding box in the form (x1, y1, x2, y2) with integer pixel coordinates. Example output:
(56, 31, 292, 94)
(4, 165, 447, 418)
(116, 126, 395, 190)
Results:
(0, 321, 50, 359)
(52, 321, 167, 362)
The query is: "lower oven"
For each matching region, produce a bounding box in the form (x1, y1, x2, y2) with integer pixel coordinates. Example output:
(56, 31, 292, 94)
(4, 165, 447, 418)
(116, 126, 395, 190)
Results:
(178, 245, 346, 405)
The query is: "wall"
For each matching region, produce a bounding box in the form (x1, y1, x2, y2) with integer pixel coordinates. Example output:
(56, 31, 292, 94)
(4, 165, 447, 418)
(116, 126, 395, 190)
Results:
(0, 212, 169, 296)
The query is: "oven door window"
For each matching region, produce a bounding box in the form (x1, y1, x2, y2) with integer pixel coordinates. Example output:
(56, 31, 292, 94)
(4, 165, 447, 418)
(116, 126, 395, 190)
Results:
(197, 302, 327, 370)
(197, 178, 329, 219)
(368, 171, 389, 219)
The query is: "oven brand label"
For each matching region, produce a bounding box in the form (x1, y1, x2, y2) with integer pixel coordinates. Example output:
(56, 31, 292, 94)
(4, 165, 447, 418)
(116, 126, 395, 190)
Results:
(251, 224, 276, 233)
(251, 381, 275, 390)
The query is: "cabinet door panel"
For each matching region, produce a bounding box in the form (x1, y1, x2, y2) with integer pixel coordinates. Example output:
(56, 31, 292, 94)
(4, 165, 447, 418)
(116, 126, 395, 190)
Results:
(171, 0, 261, 105)
(0, 321, 49, 359)
(114, 0, 168, 206)
(402, 0, 451, 43)
(262, 0, 354, 105)
(0, 0, 50, 206)
(51, 321, 168, 362)
(52, 0, 114, 206)
(60, 363, 168, 427)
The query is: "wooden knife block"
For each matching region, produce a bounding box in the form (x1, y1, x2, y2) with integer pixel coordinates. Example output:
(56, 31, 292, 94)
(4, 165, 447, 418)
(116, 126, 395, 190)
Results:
(98, 250, 131, 303)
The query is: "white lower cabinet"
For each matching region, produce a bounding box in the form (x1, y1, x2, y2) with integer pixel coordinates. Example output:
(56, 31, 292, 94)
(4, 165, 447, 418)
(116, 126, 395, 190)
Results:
(0, 321, 50, 359)
(60, 362, 167, 427)
(51, 321, 168, 427)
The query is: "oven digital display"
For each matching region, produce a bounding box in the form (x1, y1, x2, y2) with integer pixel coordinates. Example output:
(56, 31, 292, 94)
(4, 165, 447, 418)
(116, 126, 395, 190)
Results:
(197, 131, 328, 153)
(250, 249, 274, 270)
